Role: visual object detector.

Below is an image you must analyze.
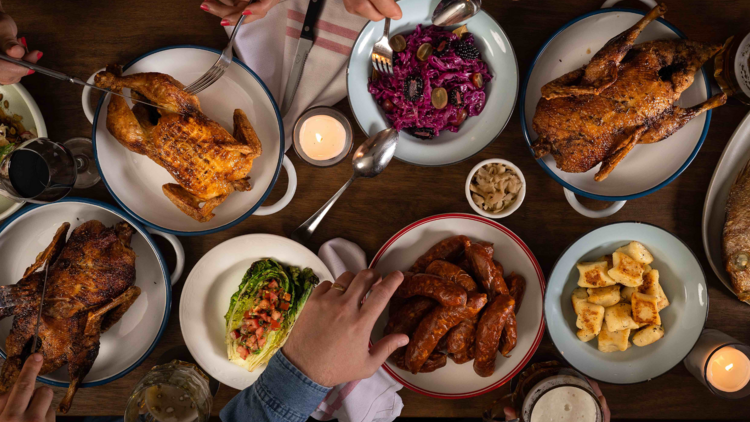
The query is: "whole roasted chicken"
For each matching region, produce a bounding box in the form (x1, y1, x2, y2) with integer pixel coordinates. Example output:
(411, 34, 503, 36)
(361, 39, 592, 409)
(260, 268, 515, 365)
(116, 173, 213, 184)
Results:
(0, 221, 140, 413)
(95, 65, 262, 222)
(531, 3, 726, 181)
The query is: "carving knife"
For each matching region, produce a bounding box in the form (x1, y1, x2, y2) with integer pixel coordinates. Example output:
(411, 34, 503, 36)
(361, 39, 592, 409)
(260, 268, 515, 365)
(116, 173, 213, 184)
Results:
(279, 0, 325, 115)
(31, 263, 49, 354)
(0, 52, 172, 113)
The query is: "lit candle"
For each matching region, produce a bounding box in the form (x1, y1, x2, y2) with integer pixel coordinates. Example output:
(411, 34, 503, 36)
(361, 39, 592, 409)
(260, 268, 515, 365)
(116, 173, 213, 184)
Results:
(299, 115, 346, 160)
(706, 346, 750, 393)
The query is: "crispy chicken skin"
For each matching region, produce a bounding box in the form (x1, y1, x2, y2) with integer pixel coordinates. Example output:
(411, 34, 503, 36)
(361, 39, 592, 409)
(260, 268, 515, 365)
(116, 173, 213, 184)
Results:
(531, 3, 726, 181)
(95, 65, 262, 222)
(0, 221, 141, 413)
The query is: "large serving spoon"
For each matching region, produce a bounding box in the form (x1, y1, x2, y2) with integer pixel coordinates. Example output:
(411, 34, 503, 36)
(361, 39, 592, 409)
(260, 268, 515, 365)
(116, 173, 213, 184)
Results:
(290, 128, 399, 244)
(431, 0, 481, 26)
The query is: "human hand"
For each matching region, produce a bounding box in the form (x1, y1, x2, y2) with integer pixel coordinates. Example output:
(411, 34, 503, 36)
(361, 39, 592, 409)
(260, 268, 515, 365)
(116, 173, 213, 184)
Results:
(0, 354, 55, 422)
(282, 269, 408, 387)
(343, 0, 402, 21)
(0, 11, 42, 85)
(200, 0, 281, 26)
(588, 379, 611, 422)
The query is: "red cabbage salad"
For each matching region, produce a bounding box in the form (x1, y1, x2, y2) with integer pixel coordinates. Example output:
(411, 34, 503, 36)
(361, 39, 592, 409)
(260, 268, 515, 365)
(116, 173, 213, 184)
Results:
(368, 24, 493, 140)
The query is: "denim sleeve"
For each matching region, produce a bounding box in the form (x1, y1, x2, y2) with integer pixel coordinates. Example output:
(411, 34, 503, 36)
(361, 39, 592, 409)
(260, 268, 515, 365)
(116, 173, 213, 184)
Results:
(220, 351, 331, 422)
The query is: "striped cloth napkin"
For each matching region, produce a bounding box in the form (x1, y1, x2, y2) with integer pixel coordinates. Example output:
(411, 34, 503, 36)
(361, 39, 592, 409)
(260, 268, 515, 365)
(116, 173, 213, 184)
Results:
(314, 238, 404, 422)
(227, 0, 367, 151)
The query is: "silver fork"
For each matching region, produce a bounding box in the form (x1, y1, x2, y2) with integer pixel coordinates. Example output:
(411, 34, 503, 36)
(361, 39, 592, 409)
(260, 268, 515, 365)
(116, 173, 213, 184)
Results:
(184, 15, 247, 95)
(371, 18, 394, 76)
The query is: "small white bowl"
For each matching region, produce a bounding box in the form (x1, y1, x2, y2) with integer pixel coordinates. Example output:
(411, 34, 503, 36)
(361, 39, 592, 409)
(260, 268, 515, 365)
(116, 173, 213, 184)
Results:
(465, 158, 526, 219)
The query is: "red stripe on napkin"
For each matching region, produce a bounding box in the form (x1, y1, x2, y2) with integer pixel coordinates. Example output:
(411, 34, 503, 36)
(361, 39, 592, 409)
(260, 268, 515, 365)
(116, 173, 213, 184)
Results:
(287, 9, 360, 40)
(286, 26, 352, 56)
(321, 380, 361, 419)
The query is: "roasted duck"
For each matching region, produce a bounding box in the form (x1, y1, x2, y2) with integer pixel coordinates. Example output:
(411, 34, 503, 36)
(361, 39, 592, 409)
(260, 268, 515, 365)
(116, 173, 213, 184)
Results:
(723, 159, 750, 303)
(0, 221, 141, 413)
(531, 3, 726, 181)
(95, 65, 262, 222)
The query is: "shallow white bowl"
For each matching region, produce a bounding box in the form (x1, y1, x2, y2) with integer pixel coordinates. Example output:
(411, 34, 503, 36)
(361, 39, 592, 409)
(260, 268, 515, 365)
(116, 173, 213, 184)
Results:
(545, 222, 708, 384)
(465, 158, 526, 219)
(347, 0, 518, 167)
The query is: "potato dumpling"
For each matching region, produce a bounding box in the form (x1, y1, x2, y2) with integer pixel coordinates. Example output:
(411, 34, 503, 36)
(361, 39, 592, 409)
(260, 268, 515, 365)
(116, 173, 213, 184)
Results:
(587, 285, 621, 307)
(577, 261, 616, 288)
(620, 286, 637, 303)
(577, 329, 597, 342)
(616, 241, 654, 265)
(575, 302, 605, 336)
(598, 326, 630, 352)
(631, 292, 661, 325)
(639, 269, 670, 310)
(608, 252, 644, 287)
(596, 254, 613, 269)
(604, 302, 639, 332)
(633, 325, 664, 347)
(571, 288, 589, 314)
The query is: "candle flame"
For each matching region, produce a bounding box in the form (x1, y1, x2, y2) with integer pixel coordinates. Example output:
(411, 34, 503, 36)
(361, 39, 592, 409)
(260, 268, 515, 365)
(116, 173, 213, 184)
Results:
(726, 363, 734, 372)
(316, 133, 322, 143)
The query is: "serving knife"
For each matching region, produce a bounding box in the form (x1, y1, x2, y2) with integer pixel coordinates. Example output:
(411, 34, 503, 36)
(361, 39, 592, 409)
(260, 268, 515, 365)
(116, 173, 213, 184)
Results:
(0, 53, 172, 113)
(279, 0, 325, 115)
(31, 264, 49, 354)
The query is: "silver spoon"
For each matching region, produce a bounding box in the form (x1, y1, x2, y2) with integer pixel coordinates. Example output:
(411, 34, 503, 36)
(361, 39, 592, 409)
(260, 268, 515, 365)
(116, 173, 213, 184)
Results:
(431, 0, 481, 26)
(290, 128, 399, 244)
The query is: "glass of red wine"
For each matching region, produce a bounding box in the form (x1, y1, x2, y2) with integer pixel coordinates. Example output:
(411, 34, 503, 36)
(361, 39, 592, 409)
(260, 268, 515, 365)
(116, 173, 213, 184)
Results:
(0, 137, 99, 204)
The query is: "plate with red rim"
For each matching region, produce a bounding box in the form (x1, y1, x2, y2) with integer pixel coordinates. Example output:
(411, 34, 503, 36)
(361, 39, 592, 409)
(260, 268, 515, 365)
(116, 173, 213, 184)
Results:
(369, 213, 545, 398)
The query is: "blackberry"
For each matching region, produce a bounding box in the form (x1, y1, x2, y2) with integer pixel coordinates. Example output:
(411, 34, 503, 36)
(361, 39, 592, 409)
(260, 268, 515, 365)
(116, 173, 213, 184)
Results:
(448, 88, 463, 107)
(452, 40, 480, 60)
(403, 75, 424, 102)
(433, 38, 451, 57)
(407, 127, 435, 140)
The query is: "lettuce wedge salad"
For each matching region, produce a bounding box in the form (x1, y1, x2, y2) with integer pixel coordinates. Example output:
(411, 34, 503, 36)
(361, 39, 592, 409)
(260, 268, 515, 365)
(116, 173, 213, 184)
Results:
(224, 258, 319, 371)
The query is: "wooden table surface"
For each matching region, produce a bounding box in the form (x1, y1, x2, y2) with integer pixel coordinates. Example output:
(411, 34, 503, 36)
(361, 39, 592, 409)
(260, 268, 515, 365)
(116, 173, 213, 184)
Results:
(5, 0, 750, 419)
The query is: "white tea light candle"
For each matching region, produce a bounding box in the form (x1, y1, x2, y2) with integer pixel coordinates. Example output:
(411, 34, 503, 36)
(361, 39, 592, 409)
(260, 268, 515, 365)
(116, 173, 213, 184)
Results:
(299, 115, 346, 160)
(684, 329, 750, 398)
(706, 346, 750, 393)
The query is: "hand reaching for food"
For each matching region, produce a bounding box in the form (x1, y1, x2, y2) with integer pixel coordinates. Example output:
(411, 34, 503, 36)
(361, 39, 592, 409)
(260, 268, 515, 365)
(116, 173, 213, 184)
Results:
(0, 6, 42, 85)
(343, 0, 402, 21)
(282, 270, 408, 387)
(0, 354, 55, 422)
(200, 0, 280, 26)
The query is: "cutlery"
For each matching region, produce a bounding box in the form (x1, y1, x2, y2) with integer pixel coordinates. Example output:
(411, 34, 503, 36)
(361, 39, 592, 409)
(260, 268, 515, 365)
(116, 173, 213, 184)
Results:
(371, 17, 394, 76)
(431, 0, 481, 26)
(290, 128, 399, 243)
(184, 15, 246, 95)
(0, 53, 172, 113)
(31, 263, 49, 353)
(280, 0, 325, 115)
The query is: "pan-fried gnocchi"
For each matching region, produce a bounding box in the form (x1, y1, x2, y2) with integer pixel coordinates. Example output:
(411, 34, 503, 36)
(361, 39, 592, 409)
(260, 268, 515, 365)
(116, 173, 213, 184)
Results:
(571, 241, 668, 353)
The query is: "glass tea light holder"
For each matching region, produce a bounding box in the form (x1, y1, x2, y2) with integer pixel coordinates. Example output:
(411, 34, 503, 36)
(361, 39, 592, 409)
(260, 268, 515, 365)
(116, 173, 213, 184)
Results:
(293, 106, 353, 167)
(684, 328, 750, 399)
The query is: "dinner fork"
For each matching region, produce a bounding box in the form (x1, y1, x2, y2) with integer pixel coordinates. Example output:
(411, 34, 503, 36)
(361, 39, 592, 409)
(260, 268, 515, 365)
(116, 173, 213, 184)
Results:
(371, 18, 394, 76)
(184, 15, 246, 95)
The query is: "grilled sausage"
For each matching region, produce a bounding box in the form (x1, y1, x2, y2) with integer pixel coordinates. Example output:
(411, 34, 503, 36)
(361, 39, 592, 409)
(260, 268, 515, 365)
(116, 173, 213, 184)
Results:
(500, 312, 518, 357)
(395, 273, 467, 307)
(384, 297, 437, 336)
(478, 241, 494, 256)
(392, 350, 447, 373)
(426, 260, 478, 293)
(404, 293, 488, 373)
(451, 345, 475, 364)
(466, 243, 509, 298)
(446, 315, 479, 354)
(506, 272, 526, 313)
(409, 235, 471, 273)
(474, 294, 515, 377)
(388, 297, 406, 317)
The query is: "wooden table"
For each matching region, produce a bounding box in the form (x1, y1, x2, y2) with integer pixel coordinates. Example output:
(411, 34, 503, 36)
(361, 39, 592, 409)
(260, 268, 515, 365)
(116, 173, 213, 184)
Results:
(5, 0, 750, 419)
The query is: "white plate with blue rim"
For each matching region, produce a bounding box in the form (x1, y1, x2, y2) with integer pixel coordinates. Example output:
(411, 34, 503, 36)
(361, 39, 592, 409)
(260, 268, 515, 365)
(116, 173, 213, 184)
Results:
(82, 46, 297, 236)
(544, 222, 708, 384)
(0, 198, 183, 388)
(347, 0, 518, 167)
(520, 4, 713, 218)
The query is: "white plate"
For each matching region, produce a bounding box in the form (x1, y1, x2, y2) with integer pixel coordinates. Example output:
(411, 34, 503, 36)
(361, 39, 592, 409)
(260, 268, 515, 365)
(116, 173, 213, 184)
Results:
(347, 0, 518, 166)
(180, 234, 334, 391)
(369, 213, 545, 398)
(92, 46, 286, 236)
(545, 222, 708, 384)
(520, 8, 712, 200)
(702, 110, 750, 304)
(0, 199, 171, 387)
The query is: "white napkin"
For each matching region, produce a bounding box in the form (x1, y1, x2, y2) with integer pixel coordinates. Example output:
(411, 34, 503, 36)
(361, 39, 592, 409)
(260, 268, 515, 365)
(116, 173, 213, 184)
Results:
(228, 0, 368, 151)
(312, 238, 404, 422)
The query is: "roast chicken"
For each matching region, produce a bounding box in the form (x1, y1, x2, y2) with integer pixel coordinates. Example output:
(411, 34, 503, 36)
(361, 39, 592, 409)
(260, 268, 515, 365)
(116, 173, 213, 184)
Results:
(531, 3, 727, 181)
(0, 221, 140, 413)
(95, 65, 262, 222)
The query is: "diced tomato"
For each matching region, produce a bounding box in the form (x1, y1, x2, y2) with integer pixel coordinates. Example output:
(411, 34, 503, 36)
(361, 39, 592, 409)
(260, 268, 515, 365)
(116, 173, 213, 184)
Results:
(271, 310, 281, 321)
(260, 313, 271, 322)
(230, 329, 241, 340)
(258, 299, 271, 310)
(244, 310, 253, 319)
(283, 292, 291, 301)
(248, 335, 258, 346)
(267, 292, 278, 301)
(270, 319, 281, 331)
(237, 345, 249, 360)
(256, 327, 264, 338)
(279, 302, 290, 311)
(245, 318, 260, 330)
(258, 337, 267, 348)
(268, 281, 278, 289)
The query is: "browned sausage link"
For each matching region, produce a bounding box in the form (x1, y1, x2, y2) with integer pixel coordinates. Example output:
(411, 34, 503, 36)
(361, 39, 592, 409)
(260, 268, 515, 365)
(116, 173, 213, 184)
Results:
(426, 260, 478, 293)
(384, 296, 437, 336)
(500, 312, 518, 357)
(466, 244, 509, 298)
(388, 297, 406, 317)
(478, 241, 494, 256)
(405, 293, 488, 374)
(492, 259, 505, 281)
(392, 350, 447, 373)
(506, 272, 526, 313)
(451, 345, 474, 364)
(394, 273, 467, 307)
(474, 294, 515, 377)
(454, 255, 473, 277)
(446, 314, 479, 354)
(409, 235, 472, 273)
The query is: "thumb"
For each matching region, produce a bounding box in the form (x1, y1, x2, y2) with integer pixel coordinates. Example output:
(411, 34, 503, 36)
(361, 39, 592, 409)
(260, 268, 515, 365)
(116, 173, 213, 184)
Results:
(369, 334, 409, 366)
(0, 13, 19, 57)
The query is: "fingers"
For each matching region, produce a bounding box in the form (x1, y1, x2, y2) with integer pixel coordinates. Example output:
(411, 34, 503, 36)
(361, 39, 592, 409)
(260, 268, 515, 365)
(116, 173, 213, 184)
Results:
(329, 271, 356, 295)
(242, 0, 280, 23)
(368, 333, 408, 369)
(200, 0, 245, 19)
(310, 280, 332, 298)
(27, 386, 53, 420)
(587, 379, 610, 422)
(359, 271, 403, 322)
(370, 0, 402, 19)
(4, 354, 43, 417)
(345, 0, 386, 21)
(45, 402, 55, 422)
(503, 406, 517, 421)
(344, 269, 381, 303)
(0, 391, 10, 413)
